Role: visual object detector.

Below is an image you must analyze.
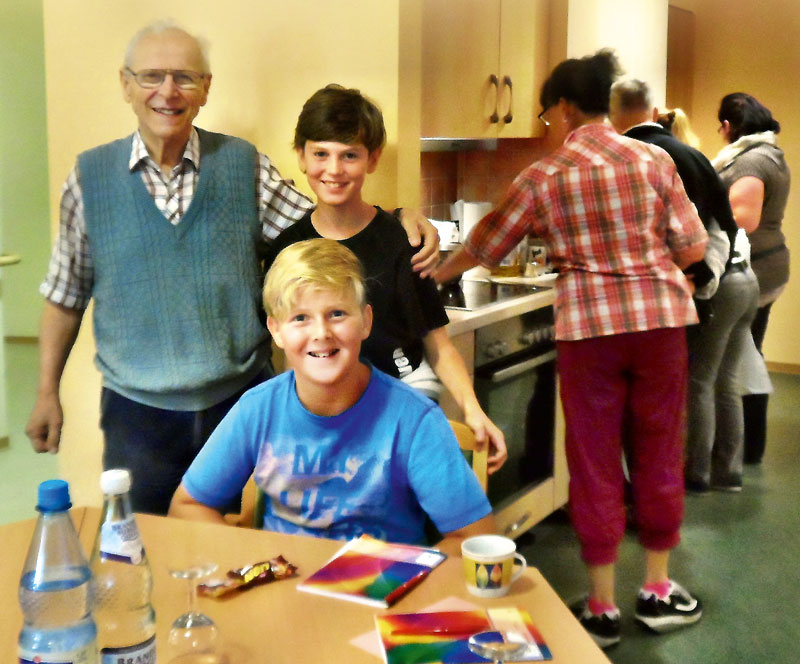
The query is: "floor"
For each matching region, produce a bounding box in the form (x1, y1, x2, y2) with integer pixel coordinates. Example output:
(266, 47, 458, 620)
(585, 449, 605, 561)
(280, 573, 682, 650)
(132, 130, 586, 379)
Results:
(2, 341, 798, 661)
(518, 371, 800, 664)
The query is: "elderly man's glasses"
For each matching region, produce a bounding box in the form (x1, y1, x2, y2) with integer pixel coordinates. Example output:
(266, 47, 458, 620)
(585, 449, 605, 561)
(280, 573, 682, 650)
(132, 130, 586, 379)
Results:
(124, 68, 207, 90)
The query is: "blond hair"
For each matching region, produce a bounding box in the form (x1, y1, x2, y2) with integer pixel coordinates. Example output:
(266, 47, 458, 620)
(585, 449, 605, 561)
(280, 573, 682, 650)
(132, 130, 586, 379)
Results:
(264, 239, 367, 321)
(657, 108, 701, 149)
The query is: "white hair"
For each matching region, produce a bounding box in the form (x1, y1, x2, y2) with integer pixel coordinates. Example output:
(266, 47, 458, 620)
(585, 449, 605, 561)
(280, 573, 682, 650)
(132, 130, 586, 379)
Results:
(610, 78, 652, 112)
(123, 19, 211, 72)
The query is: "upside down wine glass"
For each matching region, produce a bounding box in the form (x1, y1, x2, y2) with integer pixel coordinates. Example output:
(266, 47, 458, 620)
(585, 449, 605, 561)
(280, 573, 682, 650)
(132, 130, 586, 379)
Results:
(468, 630, 527, 664)
(166, 560, 222, 663)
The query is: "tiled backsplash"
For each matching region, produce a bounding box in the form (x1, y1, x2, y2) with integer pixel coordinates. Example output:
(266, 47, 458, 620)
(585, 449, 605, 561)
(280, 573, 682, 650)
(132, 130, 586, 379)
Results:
(420, 137, 548, 220)
(420, 151, 459, 220)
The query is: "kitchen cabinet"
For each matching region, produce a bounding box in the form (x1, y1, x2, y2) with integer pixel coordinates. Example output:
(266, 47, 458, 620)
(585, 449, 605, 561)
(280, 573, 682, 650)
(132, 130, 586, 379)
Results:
(421, 0, 550, 138)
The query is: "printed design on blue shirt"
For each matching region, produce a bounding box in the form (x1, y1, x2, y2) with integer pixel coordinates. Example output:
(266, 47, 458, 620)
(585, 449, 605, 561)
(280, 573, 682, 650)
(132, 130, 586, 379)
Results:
(254, 440, 392, 540)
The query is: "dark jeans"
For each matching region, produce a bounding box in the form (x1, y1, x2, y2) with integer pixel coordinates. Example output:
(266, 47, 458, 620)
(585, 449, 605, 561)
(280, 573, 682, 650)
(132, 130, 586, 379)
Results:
(743, 303, 773, 464)
(100, 367, 271, 515)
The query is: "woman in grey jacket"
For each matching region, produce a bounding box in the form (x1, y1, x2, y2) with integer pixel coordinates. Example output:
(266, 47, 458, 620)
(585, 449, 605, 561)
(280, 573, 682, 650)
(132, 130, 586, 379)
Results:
(713, 92, 791, 465)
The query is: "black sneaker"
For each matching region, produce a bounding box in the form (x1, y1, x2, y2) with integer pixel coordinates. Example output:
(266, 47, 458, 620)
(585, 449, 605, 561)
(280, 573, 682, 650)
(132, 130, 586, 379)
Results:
(711, 482, 743, 493)
(569, 597, 621, 649)
(711, 474, 743, 492)
(634, 581, 703, 633)
(685, 478, 710, 495)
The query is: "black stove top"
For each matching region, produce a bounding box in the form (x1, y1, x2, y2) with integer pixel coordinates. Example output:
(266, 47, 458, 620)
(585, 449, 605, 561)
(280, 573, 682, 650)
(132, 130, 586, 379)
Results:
(439, 279, 550, 311)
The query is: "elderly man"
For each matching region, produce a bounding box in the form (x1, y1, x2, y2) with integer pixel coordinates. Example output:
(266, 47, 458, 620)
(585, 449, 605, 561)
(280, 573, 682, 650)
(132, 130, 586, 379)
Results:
(608, 79, 738, 297)
(26, 20, 438, 514)
(609, 79, 759, 493)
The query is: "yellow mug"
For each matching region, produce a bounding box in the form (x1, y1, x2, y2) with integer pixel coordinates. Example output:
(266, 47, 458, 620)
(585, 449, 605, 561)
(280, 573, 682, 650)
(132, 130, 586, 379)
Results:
(461, 535, 527, 598)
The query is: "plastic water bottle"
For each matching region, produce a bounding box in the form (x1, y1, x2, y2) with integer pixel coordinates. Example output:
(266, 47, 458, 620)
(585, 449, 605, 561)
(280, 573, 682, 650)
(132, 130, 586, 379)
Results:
(18, 479, 98, 664)
(90, 469, 157, 663)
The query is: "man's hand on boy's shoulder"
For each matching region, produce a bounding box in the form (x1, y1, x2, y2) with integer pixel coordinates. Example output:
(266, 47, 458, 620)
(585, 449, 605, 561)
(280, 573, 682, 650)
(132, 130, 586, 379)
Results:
(396, 208, 440, 277)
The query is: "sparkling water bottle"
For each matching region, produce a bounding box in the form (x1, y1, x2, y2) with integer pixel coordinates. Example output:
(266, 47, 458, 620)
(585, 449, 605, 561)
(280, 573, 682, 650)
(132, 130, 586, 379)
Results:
(90, 469, 157, 663)
(18, 479, 98, 664)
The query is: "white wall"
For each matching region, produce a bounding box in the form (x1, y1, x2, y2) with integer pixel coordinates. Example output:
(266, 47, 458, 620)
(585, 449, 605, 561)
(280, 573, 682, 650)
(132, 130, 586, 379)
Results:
(1, 0, 51, 444)
(554, 0, 669, 105)
(0, 0, 51, 338)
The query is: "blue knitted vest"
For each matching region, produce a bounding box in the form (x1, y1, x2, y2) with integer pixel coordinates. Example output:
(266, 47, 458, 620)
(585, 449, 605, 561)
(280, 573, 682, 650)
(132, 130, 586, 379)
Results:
(79, 129, 268, 410)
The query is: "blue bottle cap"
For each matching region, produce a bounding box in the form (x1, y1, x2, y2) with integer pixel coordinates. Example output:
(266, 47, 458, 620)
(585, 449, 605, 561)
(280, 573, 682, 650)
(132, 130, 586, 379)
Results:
(37, 479, 72, 512)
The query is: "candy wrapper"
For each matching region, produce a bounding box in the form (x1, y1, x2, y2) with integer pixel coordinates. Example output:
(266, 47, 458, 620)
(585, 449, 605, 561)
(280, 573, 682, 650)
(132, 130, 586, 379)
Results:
(197, 555, 297, 599)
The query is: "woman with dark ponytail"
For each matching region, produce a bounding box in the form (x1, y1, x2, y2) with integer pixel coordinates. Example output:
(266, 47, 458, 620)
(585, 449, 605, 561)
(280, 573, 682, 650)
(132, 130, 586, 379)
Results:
(712, 93, 791, 465)
(436, 50, 707, 648)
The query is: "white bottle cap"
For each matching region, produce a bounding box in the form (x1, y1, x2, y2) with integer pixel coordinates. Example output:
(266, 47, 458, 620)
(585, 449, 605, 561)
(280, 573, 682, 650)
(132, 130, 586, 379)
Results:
(100, 468, 132, 495)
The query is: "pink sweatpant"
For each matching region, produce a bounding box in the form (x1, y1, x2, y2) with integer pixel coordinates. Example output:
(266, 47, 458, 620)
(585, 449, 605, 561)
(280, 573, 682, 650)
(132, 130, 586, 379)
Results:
(557, 327, 687, 566)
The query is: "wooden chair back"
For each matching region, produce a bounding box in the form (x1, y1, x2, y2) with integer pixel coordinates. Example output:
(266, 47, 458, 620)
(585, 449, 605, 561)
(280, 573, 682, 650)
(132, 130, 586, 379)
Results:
(448, 419, 488, 492)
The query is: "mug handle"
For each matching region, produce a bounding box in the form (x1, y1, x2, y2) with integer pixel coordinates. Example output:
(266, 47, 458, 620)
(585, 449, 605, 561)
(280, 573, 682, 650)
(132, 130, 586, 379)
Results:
(511, 552, 527, 583)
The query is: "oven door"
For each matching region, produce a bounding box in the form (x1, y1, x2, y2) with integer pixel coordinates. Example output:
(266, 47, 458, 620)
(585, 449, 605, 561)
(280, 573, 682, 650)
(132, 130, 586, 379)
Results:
(474, 347, 557, 512)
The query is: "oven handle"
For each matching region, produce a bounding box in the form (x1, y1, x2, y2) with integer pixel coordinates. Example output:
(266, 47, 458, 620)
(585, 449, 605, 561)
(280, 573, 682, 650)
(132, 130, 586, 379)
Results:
(481, 349, 557, 383)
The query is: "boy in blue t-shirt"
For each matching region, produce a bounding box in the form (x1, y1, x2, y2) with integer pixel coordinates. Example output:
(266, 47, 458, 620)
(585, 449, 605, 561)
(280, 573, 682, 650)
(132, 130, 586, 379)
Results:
(169, 239, 494, 554)
(267, 84, 506, 474)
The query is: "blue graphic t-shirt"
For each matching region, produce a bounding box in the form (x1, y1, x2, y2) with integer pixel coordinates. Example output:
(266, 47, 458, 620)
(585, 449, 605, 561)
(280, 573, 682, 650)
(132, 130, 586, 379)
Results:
(183, 366, 490, 544)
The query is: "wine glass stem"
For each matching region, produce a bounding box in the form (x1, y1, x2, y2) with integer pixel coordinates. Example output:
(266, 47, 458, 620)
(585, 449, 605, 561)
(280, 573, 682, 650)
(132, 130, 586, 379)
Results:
(187, 577, 197, 615)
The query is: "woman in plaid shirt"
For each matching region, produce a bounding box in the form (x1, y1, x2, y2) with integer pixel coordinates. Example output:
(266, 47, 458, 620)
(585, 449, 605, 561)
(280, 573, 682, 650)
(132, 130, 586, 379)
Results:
(435, 51, 708, 648)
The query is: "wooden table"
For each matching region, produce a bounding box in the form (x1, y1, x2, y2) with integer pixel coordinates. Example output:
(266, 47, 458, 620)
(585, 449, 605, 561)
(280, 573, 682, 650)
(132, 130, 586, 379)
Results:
(3, 508, 610, 663)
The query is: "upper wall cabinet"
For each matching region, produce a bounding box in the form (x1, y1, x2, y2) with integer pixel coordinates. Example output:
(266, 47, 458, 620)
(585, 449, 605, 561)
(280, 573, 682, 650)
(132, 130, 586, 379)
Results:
(422, 0, 550, 139)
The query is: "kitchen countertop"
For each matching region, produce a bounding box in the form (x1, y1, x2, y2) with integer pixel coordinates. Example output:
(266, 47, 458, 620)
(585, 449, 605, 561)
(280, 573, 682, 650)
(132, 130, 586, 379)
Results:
(445, 281, 556, 336)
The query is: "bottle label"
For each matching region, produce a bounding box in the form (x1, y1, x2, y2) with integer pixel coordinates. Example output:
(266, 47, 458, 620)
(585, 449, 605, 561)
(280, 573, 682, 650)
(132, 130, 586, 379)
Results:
(100, 634, 156, 663)
(99, 516, 145, 565)
(19, 641, 98, 663)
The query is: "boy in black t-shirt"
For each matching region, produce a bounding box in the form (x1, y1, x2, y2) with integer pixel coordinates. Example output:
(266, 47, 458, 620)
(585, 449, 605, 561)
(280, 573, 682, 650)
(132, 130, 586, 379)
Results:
(267, 84, 506, 473)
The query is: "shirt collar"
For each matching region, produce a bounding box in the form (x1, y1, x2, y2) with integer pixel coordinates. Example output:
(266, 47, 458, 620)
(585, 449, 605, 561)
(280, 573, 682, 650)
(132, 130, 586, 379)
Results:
(128, 128, 201, 172)
(565, 120, 615, 143)
(630, 121, 663, 130)
(623, 121, 669, 138)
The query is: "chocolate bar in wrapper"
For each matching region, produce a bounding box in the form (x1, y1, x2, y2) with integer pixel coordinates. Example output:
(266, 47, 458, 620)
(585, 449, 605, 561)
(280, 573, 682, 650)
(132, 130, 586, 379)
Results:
(197, 555, 297, 598)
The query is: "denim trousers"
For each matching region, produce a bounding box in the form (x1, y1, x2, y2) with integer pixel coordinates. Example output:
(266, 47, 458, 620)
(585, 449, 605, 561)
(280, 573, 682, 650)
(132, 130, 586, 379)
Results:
(100, 366, 272, 515)
(685, 266, 759, 486)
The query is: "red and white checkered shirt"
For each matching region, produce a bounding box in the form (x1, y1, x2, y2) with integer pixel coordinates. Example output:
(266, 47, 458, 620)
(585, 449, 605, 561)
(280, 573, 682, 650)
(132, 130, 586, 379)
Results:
(464, 123, 707, 341)
(41, 129, 313, 309)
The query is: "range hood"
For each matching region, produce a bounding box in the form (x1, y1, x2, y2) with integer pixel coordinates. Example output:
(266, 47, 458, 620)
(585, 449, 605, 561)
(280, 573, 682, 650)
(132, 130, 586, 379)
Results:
(420, 137, 498, 152)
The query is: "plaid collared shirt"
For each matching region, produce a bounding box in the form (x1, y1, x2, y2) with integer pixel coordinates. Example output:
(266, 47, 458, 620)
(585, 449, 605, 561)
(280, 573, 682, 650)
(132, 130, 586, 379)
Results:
(41, 129, 313, 309)
(464, 123, 707, 341)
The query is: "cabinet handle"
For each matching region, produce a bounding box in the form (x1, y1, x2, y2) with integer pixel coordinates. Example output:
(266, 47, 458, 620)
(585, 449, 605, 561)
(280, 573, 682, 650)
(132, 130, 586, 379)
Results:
(488, 74, 500, 124)
(483, 349, 557, 383)
(502, 75, 513, 124)
(0, 253, 22, 267)
(504, 512, 532, 537)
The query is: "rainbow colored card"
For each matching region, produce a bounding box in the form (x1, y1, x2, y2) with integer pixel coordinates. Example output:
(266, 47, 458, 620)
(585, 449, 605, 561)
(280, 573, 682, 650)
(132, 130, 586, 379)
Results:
(297, 535, 446, 608)
(375, 608, 552, 663)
